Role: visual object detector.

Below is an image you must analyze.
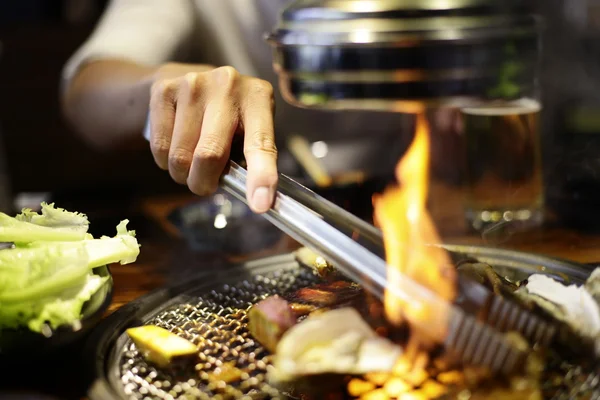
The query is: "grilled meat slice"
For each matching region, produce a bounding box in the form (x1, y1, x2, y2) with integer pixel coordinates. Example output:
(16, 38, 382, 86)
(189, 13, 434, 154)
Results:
(285, 281, 363, 308)
(289, 302, 319, 318)
(249, 281, 366, 352)
(247, 295, 297, 353)
(291, 288, 337, 305)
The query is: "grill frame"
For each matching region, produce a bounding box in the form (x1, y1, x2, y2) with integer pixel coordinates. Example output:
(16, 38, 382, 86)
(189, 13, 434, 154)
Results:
(85, 246, 595, 400)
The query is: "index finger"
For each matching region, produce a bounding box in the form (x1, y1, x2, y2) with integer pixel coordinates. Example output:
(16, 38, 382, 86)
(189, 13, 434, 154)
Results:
(241, 80, 278, 214)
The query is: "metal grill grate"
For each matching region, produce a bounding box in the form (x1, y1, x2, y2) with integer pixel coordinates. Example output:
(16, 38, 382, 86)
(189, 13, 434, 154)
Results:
(116, 266, 319, 400)
(113, 261, 599, 400)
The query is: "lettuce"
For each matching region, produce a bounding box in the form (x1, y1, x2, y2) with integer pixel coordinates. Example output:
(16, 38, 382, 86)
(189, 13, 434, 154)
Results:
(22, 220, 140, 270)
(0, 202, 91, 243)
(0, 204, 140, 333)
(0, 274, 109, 332)
(16, 202, 90, 234)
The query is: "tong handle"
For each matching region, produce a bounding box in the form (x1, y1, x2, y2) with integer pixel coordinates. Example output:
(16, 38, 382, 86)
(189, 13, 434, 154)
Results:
(276, 170, 385, 256)
(143, 118, 387, 293)
(222, 161, 389, 298)
(142, 118, 530, 376)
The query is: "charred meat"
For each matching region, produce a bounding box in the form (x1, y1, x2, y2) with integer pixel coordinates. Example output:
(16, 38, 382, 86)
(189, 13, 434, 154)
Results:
(285, 281, 363, 307)
(248, 281, 366, 352)
(247, 295, 297, 353)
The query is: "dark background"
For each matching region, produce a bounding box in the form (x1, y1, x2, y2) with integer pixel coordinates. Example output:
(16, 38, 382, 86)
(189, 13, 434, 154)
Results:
(2, 0, 600, 228)
(0, 0, 181, 203)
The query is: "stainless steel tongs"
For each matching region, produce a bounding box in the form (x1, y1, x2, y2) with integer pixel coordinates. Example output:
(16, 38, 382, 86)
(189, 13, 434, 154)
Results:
(143, 126, 551, 375)
(220, 161, 549, 375)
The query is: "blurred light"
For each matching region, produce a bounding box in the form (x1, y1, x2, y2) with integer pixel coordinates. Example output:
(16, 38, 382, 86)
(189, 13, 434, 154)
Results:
(14, 192, 51, 212)
(430, 0, 456, 10)
(490, 211, 502, 222)
(350, 29, 373, 44)
(213, 193, 226, 206)
(516, 210, 532, 221)
(481, 211, 491, 222)
(214, 213, 228, 229)
(311, 141, 329, 158)
(350, 1, 378, 12)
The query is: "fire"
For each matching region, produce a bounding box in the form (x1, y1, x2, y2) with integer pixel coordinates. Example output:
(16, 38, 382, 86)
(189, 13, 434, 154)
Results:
(350, 113, 459, 399)
(373, 113, 457, 328)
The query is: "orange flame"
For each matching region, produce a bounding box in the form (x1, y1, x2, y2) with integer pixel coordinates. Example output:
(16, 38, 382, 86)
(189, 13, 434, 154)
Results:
(373, 114, 457, 328)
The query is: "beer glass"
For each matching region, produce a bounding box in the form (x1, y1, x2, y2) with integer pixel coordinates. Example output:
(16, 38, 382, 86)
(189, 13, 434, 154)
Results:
(461, 98, 545, 232)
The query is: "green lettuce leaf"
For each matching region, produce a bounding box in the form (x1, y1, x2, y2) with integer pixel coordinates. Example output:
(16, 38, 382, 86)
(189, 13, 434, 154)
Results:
(23, 220, 140, 271)
(0, 273, 109, 332)
(0, 205, 140, 334)
(0, 242, 89, 297)
(15, 202, 90, 234)
(0, 212, 88, 243)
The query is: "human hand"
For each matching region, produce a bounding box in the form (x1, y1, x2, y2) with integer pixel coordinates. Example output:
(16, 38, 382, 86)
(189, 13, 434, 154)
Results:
(147, 63, 278, 213)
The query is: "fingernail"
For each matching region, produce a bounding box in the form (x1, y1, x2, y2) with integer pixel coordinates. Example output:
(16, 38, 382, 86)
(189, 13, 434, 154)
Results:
(251, 186, 273, 213)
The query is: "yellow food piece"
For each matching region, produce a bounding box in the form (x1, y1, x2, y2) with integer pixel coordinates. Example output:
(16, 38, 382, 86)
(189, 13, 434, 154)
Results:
(365, 372, 392, 386)
(421, 380, 448, 398)
(399, 390, 429, 400)
(360, 388, 390, 400)
(383, 377, 412, 397)
(437, 370, 464, 385)
(126, 325, 198, 368)
(207, 362, 244, 384)
(348, 379, 376, 397)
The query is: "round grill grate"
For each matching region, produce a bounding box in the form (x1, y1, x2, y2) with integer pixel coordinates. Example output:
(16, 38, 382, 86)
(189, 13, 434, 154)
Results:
(116, 266, 319, 400)
(107, 254, 598, 400)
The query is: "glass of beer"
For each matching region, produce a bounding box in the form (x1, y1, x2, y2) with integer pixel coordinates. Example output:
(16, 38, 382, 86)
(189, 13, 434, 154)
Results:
(461, 98, 544, 232)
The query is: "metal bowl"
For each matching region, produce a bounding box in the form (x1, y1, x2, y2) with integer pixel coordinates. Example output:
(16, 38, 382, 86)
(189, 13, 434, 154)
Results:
(84, 246, 593, 400)
(267, 0, 542, 111)
(167, 190, 284, 255)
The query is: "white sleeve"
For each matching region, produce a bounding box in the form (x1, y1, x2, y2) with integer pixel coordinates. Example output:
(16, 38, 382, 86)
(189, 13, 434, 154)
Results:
(61, 0, 196, 90)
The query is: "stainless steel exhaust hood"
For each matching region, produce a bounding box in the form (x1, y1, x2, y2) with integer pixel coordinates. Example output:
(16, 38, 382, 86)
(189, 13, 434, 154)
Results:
(267, 0, 542, 112)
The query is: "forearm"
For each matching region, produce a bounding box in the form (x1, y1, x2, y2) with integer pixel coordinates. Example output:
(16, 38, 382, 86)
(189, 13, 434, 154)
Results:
(61, 60, 157, 150)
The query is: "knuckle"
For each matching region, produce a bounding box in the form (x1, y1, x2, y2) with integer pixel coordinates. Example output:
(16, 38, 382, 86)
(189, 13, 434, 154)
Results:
(168, 149, 193, 171)
(194, 144, 227, 165)
(181, 72, 204, 101)
(188, 180, 218, 197)
(212, 66, 239, 93)
(248, 79, 274, 98)
(218, 66, 239, 81)
(245, 132, 278, 156)
(150, 137, 170, 158)
(150, 79, 176, 104)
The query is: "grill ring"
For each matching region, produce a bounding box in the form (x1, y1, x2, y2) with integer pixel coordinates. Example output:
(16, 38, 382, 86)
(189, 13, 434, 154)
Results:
(85, 246, 593, 400)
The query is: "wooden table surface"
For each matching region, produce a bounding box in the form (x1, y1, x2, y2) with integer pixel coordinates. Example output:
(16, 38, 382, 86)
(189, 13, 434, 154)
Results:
(115, 189, 600, 312)
(1, 186, 599, 399)
(107, 177, 600, 314)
